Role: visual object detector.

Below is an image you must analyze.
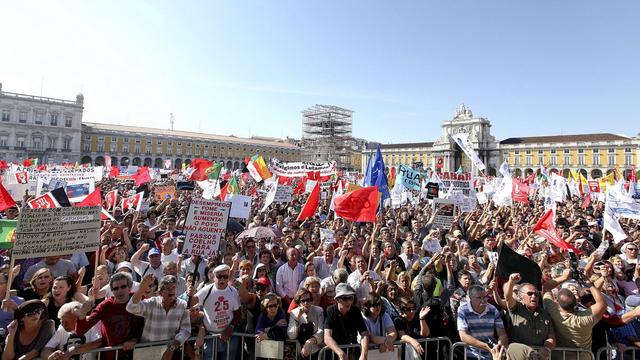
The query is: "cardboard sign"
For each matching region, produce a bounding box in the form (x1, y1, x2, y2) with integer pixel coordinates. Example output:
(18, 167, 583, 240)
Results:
(13, 207, 101, 259)
(476, 192, 488, 205)
(398, 165, 421, 191)
(154, 185, 176, 201)
(320, 228, 336, 244)
(274, 185, 293, 203)
(426, 182, 439, 199)
(182, 198, 231, 256)
(229, 195, 252, 219)
(432, 198, 457, 230)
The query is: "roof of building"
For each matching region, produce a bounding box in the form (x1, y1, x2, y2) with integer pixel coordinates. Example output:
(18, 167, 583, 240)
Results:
(500, 133, 630, 145)
(82, 122, 300, 149)
(379, 142, 434, 149)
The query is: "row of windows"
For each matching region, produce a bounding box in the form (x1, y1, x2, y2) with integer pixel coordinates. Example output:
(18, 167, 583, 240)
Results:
(510, 154, 633, 166)
(0, 135, 71, 150)
(1, 109, 73, 127)
(513, 147, 632, 155)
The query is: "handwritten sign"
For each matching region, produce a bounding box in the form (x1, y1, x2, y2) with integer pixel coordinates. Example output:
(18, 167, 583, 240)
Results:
(182, 198, 231, 256)
(274, 186, 293, 203)
(13, 207, 101, 259)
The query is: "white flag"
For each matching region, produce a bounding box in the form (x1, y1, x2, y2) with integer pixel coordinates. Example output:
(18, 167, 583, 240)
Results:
(499, 160, 510, 178)
(261, 176, 278, 212)
(451, 132, 486, 171)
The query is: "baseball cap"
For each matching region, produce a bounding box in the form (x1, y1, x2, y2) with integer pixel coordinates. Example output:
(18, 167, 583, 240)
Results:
(255, 277, 271, 287)
(148, 248, 161, 256)
(334, 283, 356, 299)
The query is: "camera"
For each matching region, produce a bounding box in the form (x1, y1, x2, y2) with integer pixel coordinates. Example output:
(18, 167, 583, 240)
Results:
(568, 252, 586, 284)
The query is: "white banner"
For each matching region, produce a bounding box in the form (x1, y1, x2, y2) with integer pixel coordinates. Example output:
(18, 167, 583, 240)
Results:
(270, 160, 337, 177)
(439, 172, 474, 196)
(183, 198, 230, 256)
(450, 133, 486, 171)
(13, 207, 101, 259)
(25, 167, 104, 182)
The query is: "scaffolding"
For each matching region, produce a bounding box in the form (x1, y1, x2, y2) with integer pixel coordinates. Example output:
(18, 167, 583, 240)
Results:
(301, 104, 354, 169)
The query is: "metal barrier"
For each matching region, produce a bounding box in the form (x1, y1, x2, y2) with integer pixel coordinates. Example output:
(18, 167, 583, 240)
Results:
(596, 345, 640, 360)
(450, 342, 597, 360)
(316, 337, 452, 360)
(82, 332, 303, 360)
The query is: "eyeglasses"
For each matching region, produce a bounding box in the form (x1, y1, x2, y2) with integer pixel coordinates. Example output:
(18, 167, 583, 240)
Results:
(267, 303, 278, 309)
(524, 291, 539, 297)
(402, 307, 416, 312)
(299, 298, 312, 303)
(216, 274, 229, 280)
(25, 309, 43, 317)
(111, 284, 129, 291)
(629, 248, 638, 251)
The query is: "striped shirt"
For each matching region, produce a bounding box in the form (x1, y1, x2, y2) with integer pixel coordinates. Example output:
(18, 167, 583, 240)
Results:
(126, 296, 191, 344)
(457, 302, 504, 360)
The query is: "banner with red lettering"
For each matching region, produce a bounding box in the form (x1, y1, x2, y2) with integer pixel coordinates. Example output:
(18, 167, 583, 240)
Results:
(182, 198, 231, 256)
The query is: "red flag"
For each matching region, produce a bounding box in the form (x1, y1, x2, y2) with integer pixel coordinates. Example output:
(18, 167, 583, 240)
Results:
(296, 182, 320, 221)
(293, 177, 307, 195)
(14, 171, 28, 184)
(28, 192, 61, 209)
(632, 166, 638, 183)
(109, 166, 120, 177)
(189, 159, 213, 181)
(278, 176, 293, 186)
(22, 159, 32, 168)
(105, 190, 118, 210)
(0, 183, 17, 212)
(581, 194, 591, 209)
(532, 210, 581, 254)
(122, 192, 144, 211)
(578, 174, 584, 196)
(219, 182, 229, 200)
(511, 180, 529, 203)
(588, 180, 600, 193)
(0, 160, 8, 170)
(436, 157, 443, 169)
(134, 166, 152, 186)
(333, 186, 379, 222)
(77, 189, 102, 207)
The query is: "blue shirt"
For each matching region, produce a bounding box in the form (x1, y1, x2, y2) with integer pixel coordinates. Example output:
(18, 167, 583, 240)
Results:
(456, 302, 504, 360)
(0, 295, 24, 329)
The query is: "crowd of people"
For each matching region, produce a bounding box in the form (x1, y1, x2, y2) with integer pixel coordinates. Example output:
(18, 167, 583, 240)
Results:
(0, 171, 639, 360)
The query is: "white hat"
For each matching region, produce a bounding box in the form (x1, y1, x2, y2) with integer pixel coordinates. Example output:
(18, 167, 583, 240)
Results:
(213, 264, 230, 274)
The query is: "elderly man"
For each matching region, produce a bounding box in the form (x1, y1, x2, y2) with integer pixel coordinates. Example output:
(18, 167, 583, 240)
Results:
(131, 244, 165, 281)
(324, 283, 369, 360)
(457, 285, 509, 360)
(309, 243, 338, 280)
(41, 301, 102, 360)
(504, 273, 556, 360)
(126, 275, 190, 360)
(276, 248, 305, 303)
(321, 268, 349, 305)
(348, 256, 382, 305)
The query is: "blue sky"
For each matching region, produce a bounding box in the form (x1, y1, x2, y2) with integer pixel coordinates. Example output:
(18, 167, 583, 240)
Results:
(1, 1, 639, 143)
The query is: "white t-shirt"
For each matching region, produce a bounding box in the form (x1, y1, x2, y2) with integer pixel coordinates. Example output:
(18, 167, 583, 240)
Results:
(161, 249, 179, 265)
(45, 324, 101, 351)
(196, 283, 240, 333)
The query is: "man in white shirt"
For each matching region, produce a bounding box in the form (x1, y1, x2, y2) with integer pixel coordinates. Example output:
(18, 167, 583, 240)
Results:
(41, 301, 102, 360)
(130, 244, 164, 281)
(347, 256, 382, 306)
(276, 248, 305, 303)
(311, 244, 338, 280)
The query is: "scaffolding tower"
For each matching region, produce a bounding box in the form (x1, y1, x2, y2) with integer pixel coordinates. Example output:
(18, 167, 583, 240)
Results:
(301, 104, 354, 168)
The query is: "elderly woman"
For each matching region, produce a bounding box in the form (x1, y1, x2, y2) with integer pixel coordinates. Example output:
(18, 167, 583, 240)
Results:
(287, 289, 324, 358)
(297, 262, 317, 289)
(2, 300, 55, 360)
(288, 277, 329, 312)
(255, 293, 287, 342)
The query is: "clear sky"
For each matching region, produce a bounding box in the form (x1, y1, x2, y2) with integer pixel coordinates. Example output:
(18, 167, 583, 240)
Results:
(1, 1, 639, 144)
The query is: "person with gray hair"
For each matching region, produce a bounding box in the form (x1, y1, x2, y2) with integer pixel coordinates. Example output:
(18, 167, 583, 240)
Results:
(308, 243, 338, 279)
(126, 275, 190, 357)
(41, 301, 102, 360)
(321, 268, 349, 305)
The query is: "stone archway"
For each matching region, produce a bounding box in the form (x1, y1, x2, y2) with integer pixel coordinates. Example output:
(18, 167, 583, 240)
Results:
(144, 157, 152, 167)
(80, 156, 92, 165)
(579, 169, 588, 179)
(226, 160, 233, 169)
(233, 161, 240, 170)
(591, 169, 603, 179)
(120, 157, 130, 166)
(514, 169, 522, 177)
(132, 157, 141, 166)
(154, 158, 163, 169)
(110, 157, 118, 167)
(94, 156, 105, 166)
(525, 168, 534, 176)
(562, 169, 571, 178)
(175, 158, 182, 169)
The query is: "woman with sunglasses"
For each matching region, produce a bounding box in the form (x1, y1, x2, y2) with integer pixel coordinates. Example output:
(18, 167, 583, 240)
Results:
(361, 295, 398, 353)
(393, 298, 430, 359)
(2, 300, 55, 360)
(255, 293, 287, 342)
(287, 289, 324, 359)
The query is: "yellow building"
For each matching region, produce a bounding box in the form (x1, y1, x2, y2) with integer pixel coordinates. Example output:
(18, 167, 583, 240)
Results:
(81, 122, 302, 170)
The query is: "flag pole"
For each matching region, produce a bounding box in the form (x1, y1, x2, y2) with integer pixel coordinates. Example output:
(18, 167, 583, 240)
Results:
(4, 256, 14, 302)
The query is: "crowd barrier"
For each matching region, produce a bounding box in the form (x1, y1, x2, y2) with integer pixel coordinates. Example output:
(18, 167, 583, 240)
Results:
(316, 336, 451, 360)
(596, 345, 640, 360)
(450, 342, 596, 360)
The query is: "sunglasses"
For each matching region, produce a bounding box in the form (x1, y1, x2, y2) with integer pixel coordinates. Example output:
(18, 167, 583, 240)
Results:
(267, 304, 278, 309)
(524, 291, 539, 297)
(629, 248, 638, 251)
(402, 307, 416, 312)
(112, 284, 129, 291)
(216, 274, 229, 280)
(25, 309, 43, 317)
(299, 298, 312, 303)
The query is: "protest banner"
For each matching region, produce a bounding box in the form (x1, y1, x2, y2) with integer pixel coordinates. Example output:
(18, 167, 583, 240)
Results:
(432, 198, 457, 230)
(154, 185, 176, 201)
(229, 195, 252, 219)
(450, 190, 477, 213)
(426, 182, 439, 199)
(398, 165, 421, 191)
(270, 160, 337, 177)
(274, 185, 293, 203)
(28, 166, 104, 182)
(439, 172, 474, 196)
(182, 198, 230, 256)
(320, 228, 336, 245)
(13, 207, 101, 259)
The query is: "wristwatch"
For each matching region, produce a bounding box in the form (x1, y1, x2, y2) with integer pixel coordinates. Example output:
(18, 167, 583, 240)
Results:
(167, 343, 176, 352)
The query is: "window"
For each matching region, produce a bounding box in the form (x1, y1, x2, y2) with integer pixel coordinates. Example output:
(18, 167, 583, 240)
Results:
(49, 113, 58, 126)
(16, 137, 25, 148)
(83, 141, 90, 152)
(593, 154, 600, 166)
(526, 155, 532, 165)
(111, 137, 116, 142)
(609, 148, 615, 153)
(592, 148, 599, 154)
(146, 141, 152, 155)
(609, 154, 616, 165)
(33, 137, 42, 149)
(625, 148, 632, 153)
(63, 138, 71, 150)
(550, 155, 557, 165)
(538, 156, 543, 164)
(0, 136, 7, 147)
(538, 150, 544, 154)
(577, 149, 584, 154)
(564, 155, 571, 165)
(625, 154, 632, 165)
(550, 149, 557, 154)
(514, 156, 520, 166)
(1, 110, 9, 122)
(48, 137, 57, 149)
(134, 139, 141, 154)
(98, 142, 104, 152)
(110, 143, 116, 152)
(123, 143, 129, 153)
(19, 111, 27, 123)
(578, 154, 585, 165)
(564, 149, 570, 154)
(177, 142, 182, 155)
(35, 112, 43, 124)
(64, 115, 72, 127)
(514, 150, 520, 155)
(526, 150, 531, 155)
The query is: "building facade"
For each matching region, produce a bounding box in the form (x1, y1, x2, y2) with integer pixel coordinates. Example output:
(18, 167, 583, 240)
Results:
(0, 83, 84, 164)
(363, 104, 639, 179)
(81, 122, 302, 170)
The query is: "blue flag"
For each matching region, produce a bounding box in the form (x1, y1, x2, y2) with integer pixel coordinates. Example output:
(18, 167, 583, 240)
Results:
(365, 145, 390, 202)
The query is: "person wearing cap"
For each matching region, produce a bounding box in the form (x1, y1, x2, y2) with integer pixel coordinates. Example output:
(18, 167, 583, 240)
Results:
(130, 243, 165, 281)
(2, 300, 55, 360)
(323, 283, 369, 360)
(621, 242, 639, 267)
(191, 264, 240, 360)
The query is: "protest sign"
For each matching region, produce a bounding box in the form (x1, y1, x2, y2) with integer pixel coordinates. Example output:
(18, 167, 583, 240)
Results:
(154, 185, 176, 201)
(29, 167, 104, 182)
(65, 179, 96, 203)
(14, 172, 28, 184)
(476, 192, 488, 205)
(432, 198, 457, 230)
(439, 172, 474, 196)
(270, 160, 337, 177)
(426, 182, 439, 199)
(229, 195, 252, 219)
(13, 207, 101, 259)
(3, 181, 37, 201)
(320, 228, 335, 245)
(182, 198, 230, 256)
(274, 185, 292, 203)
(398, 165, 421, 191)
